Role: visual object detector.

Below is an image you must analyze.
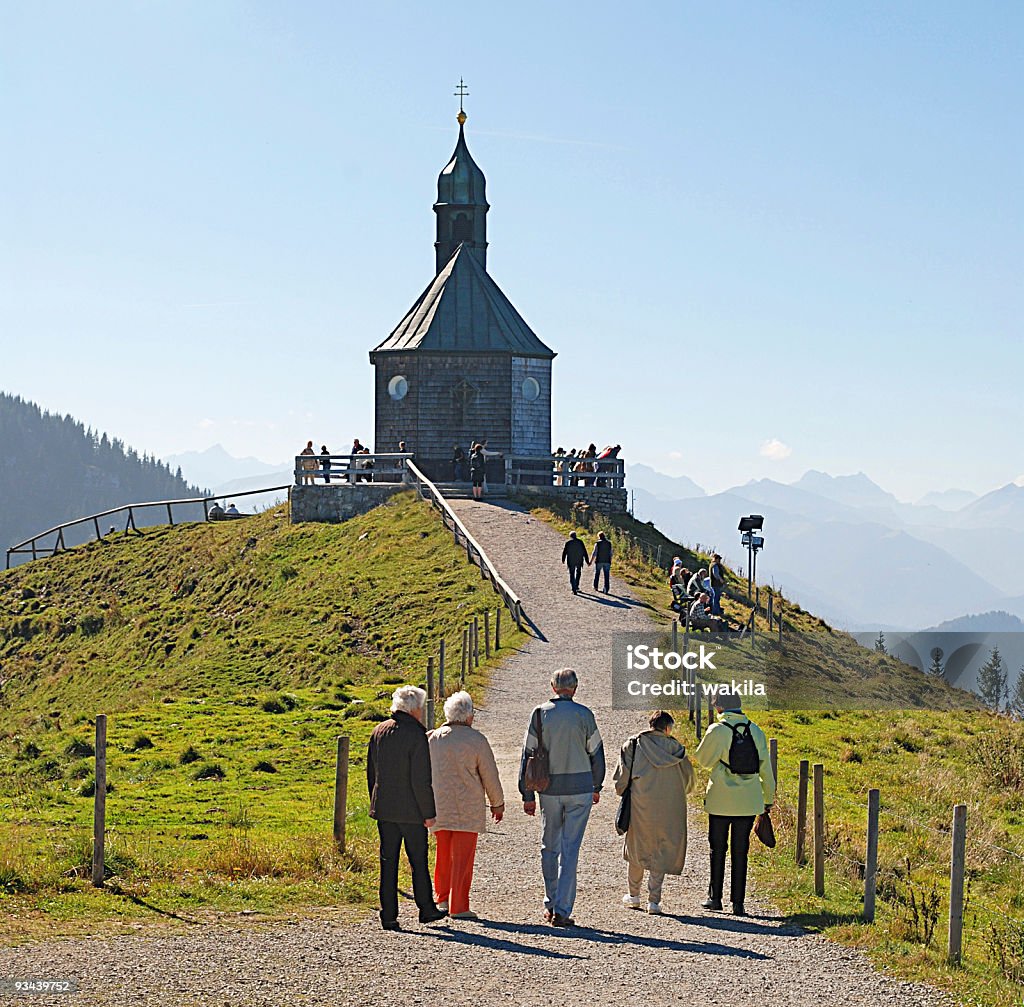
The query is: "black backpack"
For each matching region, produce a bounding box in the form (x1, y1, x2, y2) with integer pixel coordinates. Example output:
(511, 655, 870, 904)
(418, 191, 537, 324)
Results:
(721, 720, 760, 775)
(470, 452, 485, 473)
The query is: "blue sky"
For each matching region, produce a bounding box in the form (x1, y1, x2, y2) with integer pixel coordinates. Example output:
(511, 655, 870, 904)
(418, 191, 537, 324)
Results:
(2, 2, 1021, 498)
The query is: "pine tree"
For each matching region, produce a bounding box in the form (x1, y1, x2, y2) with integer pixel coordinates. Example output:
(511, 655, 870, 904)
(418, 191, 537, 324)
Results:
(928, 647, 945, 678)
(1009, 668, 1024, 719)
(976, 646, 1008, 711)
(874, 631, 887, 654)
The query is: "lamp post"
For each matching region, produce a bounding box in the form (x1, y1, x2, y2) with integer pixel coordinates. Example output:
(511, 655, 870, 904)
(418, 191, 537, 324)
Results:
(737, 515, 765, 602)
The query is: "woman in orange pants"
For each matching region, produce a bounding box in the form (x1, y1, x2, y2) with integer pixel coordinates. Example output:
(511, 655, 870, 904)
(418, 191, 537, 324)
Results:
(427, 691, 504, 919)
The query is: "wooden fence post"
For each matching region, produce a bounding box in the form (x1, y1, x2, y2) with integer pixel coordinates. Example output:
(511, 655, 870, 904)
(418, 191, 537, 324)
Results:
(461, 628, 469, 685)
(484, 611, 491, 660)
(438, 641, 446, 702)
(671, 620, 678, 653)
(769, 737, 778, 786)
(707, 694, 715, 731)
(333, 735, 350, 852)
(426, 657, 435, 730)
(92, 714, 107, 887)
(778, 597, 783, 649)
(813, 763, 825, 896)
(796, 759, 809, 866)
(473, 618, 480, 668)
(695, 695, 703, 740)
(495, 607, 501, 651)
(948, 803, 968, 965)
(864, 788, 880, 923)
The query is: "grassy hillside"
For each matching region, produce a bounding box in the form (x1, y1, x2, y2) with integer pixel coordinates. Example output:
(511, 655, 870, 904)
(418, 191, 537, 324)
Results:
(520, 497, 1024, 1007)
(0, 493, 524, 939)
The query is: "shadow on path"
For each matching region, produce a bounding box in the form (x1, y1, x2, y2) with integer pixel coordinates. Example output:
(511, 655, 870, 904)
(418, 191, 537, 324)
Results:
(664, 912, 803, 938)
(474, 919, 771, 960)
(575, 591, 630, 609)
(412, 925, 587, 960)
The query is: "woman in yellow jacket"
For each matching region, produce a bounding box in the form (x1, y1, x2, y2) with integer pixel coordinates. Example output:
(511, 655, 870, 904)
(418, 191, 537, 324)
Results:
(694, 695, 775, 915)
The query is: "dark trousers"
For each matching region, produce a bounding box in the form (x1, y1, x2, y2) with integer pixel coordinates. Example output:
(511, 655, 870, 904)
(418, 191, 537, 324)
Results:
(377, 820, 434, 923)
(593, 562, 610, 592)
(567, 564, 583, 593)
(708, 814, 755, 905)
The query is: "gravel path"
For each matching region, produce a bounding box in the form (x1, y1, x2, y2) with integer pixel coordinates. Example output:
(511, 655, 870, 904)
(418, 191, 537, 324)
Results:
(0, 500, 949, 1007)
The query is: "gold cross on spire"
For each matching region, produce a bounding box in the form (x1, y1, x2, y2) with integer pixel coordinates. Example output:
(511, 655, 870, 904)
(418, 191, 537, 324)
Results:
(454, 78, 469, 124)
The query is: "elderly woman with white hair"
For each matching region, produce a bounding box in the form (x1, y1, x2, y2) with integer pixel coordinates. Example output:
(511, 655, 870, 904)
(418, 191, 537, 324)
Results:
(427, 691, 504, 920)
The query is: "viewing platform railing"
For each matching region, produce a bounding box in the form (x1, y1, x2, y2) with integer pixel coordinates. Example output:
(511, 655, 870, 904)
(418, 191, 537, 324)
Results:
(505, 454, 625, 489)
(293, 453, 413, 485)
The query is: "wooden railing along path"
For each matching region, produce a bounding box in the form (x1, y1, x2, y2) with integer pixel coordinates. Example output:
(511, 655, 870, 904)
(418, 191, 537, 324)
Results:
(406, 460, 524, 629)
(5, 484, 291, 569)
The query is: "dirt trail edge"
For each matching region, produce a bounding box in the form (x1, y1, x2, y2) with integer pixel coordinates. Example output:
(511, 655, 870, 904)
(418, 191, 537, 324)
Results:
(0, 500, 948, 1007)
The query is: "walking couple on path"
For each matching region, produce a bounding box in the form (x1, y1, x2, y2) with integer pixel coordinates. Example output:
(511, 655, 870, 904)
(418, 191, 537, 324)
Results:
(561, 531, 613, 595)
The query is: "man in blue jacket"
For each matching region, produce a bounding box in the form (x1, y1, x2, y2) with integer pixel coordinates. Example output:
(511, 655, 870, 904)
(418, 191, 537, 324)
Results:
(519, 668, 605, 926)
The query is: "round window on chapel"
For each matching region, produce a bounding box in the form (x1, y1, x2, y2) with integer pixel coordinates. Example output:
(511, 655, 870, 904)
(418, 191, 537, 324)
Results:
(522, 376, 541, 402)
(388, 375, 409, 401)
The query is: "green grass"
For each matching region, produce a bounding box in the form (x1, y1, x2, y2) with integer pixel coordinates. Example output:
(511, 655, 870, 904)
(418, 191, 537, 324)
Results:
(522, 497, 1024, 1006)
(0, 493, 524, 940)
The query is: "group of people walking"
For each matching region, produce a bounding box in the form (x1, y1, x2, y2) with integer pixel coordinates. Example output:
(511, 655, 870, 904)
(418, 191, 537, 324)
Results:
(366, 670, 775, 930)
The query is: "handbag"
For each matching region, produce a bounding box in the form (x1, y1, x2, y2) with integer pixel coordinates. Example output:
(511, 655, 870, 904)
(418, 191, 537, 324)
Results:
(754, 809, 776, 848)
(615, 736, 640, 836)
(523, 708, 550, 793)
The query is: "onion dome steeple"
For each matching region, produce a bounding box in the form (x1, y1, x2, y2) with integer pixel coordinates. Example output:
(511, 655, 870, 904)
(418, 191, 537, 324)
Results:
(433, 81, 489, 274)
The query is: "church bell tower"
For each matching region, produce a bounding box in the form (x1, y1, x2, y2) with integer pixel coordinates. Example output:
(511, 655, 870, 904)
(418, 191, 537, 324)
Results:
(433, 83, 489, 273)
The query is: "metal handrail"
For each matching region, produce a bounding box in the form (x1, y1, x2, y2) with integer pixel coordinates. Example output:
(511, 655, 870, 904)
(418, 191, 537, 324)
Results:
(406, 460, 524, 629)
(5, 484, 292, 570)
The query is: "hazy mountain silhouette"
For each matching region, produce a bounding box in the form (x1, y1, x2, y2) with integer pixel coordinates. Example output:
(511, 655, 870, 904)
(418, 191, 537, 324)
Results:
(165, 444, 287, 491)
(0, 393, 203, 552)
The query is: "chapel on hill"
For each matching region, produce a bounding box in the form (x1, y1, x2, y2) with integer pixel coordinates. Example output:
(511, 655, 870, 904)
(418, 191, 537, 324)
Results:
(369, 102, 555, 481)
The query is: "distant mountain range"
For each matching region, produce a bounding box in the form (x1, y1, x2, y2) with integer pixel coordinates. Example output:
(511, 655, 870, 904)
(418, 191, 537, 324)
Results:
(164, 445, 292, 513)
(626, 463, 1024, 631)
(0, 393, 203, 554)
(165, 445, 289, 492)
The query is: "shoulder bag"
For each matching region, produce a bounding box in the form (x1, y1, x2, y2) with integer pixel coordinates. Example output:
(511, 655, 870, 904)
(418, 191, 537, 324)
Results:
(614, 735, 640, 836)
(523, 707, 550, 793)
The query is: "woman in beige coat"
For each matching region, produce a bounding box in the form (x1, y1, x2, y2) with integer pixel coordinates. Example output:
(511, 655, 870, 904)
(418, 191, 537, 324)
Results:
(427, 691, 504, 920)
(613, 710, 695, 914)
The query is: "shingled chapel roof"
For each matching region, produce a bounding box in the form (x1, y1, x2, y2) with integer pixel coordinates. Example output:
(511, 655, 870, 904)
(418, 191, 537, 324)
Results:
(370, 243, 555, 360)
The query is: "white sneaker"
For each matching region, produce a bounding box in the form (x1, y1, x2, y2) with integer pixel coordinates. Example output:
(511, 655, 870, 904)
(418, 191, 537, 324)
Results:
(622, 894, 643, 909)
(647, 902, 662, 915)
(436, 901, 449, 912)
